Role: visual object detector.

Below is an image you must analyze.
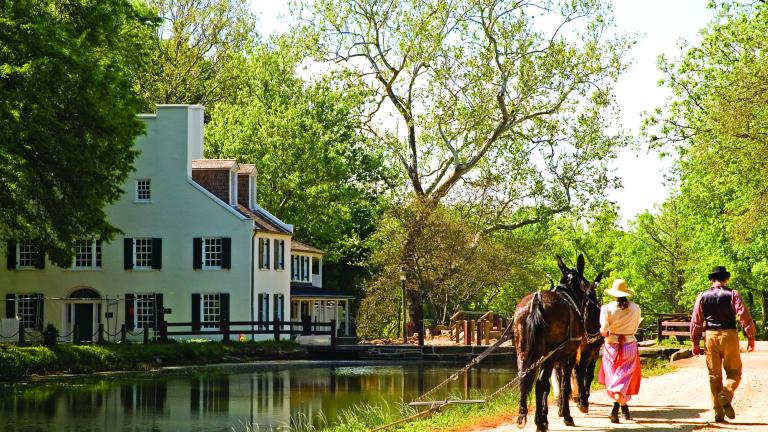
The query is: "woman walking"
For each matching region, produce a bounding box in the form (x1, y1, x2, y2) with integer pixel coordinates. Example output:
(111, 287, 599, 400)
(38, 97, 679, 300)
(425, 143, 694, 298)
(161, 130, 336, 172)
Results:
(599, 279, 642, 423)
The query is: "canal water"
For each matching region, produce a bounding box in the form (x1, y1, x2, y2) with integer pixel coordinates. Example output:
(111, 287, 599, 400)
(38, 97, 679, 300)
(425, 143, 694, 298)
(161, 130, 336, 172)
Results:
(0, 362, 516, 431)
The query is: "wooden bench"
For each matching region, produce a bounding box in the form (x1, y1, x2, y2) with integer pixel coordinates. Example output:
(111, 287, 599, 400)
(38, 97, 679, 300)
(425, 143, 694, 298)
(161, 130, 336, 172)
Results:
(656, 313, 692, 342)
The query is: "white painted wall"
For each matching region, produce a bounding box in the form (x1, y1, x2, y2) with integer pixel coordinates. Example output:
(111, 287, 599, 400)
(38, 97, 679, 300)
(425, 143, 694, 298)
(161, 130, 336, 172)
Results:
(0, 105, 292, 341)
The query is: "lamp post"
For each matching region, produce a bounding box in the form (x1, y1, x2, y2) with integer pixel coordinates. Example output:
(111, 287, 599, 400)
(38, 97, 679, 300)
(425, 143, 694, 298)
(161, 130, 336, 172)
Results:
(400, 266, 407, 344)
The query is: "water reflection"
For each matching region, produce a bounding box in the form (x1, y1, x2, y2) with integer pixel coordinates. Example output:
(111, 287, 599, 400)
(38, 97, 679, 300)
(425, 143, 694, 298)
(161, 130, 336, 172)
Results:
(0, 364, 515, 431)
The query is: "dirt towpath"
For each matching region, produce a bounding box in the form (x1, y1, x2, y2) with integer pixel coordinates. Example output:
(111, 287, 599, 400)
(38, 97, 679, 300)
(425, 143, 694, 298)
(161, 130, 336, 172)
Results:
(472, 341, 768, 432)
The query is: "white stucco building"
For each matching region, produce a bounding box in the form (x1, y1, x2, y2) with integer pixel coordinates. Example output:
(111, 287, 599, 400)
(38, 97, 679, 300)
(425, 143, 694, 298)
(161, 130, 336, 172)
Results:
(0, 105, 350, 342)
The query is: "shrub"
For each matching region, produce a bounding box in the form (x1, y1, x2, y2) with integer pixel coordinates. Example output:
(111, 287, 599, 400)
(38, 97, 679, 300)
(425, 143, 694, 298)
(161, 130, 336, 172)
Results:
(42, 324, 59, 349)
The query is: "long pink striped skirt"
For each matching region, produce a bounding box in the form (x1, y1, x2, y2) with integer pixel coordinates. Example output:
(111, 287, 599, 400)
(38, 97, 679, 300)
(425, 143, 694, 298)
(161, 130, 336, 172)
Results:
(598, 339, 641, 401)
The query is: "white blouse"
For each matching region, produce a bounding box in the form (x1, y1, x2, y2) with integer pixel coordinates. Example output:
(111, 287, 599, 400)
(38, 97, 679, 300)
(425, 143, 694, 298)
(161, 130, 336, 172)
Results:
(600, 301, 642, 344)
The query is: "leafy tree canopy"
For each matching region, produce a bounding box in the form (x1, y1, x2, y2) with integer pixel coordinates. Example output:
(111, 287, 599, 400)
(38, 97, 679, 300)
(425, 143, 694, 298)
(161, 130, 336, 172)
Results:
(138, 0, 256, 107)
(0, 0, 158, 265)
(205, 35, 395, 267)
(305, 0, 632, 325)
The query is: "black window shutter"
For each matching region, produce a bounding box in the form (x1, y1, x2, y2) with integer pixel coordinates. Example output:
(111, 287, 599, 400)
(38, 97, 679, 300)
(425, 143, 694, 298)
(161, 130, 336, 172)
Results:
(191, 293, 201, 331)
(266, 239, 270, 269)
(222, 237, 231, 269)
(258, 238, 264, 269)
(280, 241, 285, 269)
(34, 244, 45, 269)
(123, 238, 134, 270)
(220, 293, 230, 323)
(5, 294, 16, 318)
(257, 293, 264, 322)
(193, 238, 202, 269)
(273, 240, 278, 269)
(125, 293, 135, 331)
(152, 238, 162, 269)
(154, 293, 164, 330)
(35, 294, 44, 330)
(6, 240, 16, 270)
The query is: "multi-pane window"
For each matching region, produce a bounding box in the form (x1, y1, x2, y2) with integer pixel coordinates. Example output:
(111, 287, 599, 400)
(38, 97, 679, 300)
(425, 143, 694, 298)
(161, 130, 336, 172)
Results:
(291, 256, 311, 282)
(258, 238, 270, 269)
(136, 179, 151, 202)
(135, 294, 155, 330)
(273, 240, 285, 270)
(134, 238, 153, 269)
(203, 238, 223, 269)
(17, 242, 36, 268)
(201, 294, 221, 328)
(74, 239, 102, 269)
(17, 295, 38, 329)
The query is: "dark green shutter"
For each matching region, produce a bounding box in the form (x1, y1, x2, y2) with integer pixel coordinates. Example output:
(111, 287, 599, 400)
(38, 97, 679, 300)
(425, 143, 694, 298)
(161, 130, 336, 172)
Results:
(258, 238, 264, 269)
(220, 293, 230, 323)
(34, 244, 45, 269)
(5, 294, 16, 318)
(35, 294, 44, 330)
(151, 238, 162, 269)
(154, 293, 164, 330)
(193, 238, 202, 269)
(6, 241, 16, 270)
(123, 238, 133, 270)
(125, 293, 135, 331)
(191, 293, 201, 331)
(222, 237, 231, 269)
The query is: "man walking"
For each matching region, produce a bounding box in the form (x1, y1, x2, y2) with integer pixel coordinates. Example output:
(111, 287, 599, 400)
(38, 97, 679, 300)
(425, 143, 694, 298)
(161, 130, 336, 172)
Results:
(690, 265, 755, 423)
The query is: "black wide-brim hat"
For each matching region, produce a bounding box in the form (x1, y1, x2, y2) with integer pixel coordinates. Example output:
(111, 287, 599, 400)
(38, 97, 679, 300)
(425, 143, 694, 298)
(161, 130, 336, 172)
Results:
(708, 265, 731, 280)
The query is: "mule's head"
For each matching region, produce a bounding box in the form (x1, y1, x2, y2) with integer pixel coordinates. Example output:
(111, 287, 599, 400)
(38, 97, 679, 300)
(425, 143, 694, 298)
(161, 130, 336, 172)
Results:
(556, 254, 590, 301)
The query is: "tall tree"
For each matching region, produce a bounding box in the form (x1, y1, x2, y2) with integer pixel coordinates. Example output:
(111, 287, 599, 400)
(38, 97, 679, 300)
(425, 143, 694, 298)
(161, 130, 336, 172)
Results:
(647, 0, 768, 335)
(0, 0, 158, 265)
(306, 0, 631, 326)
(205, 36, 395, 294)
(138, 0, 256, 107)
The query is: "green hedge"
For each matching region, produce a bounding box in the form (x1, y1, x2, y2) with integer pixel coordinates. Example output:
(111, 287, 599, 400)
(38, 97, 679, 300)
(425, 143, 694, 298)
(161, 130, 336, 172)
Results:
(0, 340, 303, 381)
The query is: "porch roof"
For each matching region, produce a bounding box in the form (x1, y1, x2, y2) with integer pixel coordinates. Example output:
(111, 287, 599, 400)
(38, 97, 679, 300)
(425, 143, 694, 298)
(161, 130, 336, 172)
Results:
(290, 286, 355, 299)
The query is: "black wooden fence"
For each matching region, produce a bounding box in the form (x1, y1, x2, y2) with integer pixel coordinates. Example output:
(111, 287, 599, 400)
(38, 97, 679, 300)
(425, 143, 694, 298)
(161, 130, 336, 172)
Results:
(157, 317, 337, 346)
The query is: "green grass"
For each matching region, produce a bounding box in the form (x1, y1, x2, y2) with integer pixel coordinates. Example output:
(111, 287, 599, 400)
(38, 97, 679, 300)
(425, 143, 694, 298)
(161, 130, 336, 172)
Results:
(0, 340, 303, 381)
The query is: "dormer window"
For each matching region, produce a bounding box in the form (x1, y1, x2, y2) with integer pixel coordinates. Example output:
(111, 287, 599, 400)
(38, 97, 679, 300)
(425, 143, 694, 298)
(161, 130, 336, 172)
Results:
(136, 179, 151, 202)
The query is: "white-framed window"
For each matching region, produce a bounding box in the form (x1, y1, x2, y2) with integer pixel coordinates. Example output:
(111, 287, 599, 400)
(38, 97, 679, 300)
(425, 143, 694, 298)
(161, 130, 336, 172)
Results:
(74, 239, 102, 269)
(201, 293, 221, 328)
(17, 242, 36, 269)
(291, 255, 310, 282)
(273, 240, 285, 270)
(135, 179, 151, 202)
(258, 238, 270, 269)
(135, 294, 155, 330)
(203, 237, 223, 269)
(16, 294, 39, 329)
(134, 238, 153, 269)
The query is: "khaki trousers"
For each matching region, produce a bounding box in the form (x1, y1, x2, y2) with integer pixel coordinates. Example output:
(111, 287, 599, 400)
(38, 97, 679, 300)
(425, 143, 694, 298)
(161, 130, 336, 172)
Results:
(705, 329, 742, 414)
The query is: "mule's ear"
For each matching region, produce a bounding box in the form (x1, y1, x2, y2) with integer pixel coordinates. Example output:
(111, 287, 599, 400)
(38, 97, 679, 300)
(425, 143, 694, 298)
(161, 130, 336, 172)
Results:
(576, 254, 585, 275)
(556, 255, 567, 273)
(593, 271, 604, 286)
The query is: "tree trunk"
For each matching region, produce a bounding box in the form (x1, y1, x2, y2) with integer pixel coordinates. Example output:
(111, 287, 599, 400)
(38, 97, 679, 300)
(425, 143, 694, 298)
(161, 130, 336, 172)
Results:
(761, 290, 768, 341)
